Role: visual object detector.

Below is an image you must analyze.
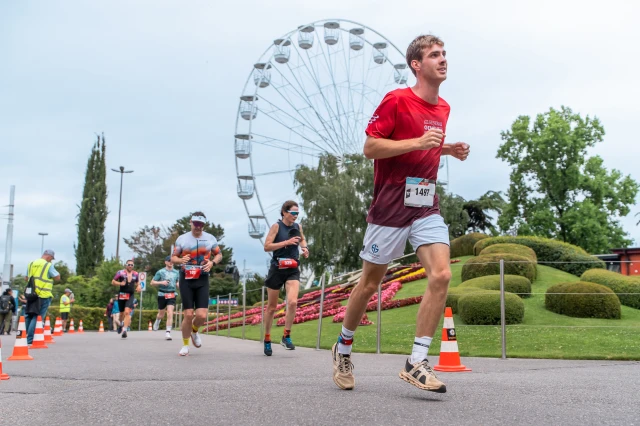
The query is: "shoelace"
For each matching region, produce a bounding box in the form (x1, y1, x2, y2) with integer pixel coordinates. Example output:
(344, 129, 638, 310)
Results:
(338, 355, 354, 374)
(417, 360, 436, 376)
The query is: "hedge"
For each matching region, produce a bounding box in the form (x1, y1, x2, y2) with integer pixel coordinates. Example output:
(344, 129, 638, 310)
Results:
(580, 269, 640, 309)
(545, 282, 621, 319)
(458, 292, 525, 325)
(473, 236, 604, 276)
(450, 233, 490, 258)
(461, 253, 536, 282)
(445, 287, 483, 314)
(479, 243, 537, 262)
(459, 274, 531, 298)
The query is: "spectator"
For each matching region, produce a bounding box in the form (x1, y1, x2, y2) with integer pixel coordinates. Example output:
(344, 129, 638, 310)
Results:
(128, 298, 138, 332)
(24, 249, 61, 344)
(0, 289, 16, 335)
(111, 295, 121, 331)
(59, 288, 72, 332)
(105, 298, 114, 331)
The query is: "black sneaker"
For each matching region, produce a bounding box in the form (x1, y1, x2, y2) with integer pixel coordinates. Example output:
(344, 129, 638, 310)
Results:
(121, 330, 128, 339)
(117, 325, 123, 334)
(264, 341, 272, 356)
(281, 336, 295, 350)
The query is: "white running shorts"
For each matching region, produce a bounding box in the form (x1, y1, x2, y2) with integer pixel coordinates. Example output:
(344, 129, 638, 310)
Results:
(360, 214, 450, 265)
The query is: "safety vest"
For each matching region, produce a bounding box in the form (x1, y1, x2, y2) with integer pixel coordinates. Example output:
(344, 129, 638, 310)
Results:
(28, 258, 53, 299)
(60, 295, 71, 313)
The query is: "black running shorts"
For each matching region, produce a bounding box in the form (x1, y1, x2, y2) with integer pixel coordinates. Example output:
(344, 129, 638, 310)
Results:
(157, 295, 177, 310)
(60, 312, 69, 320)
(117, 293, 135, 312)
(264, 265, 300, 290)
(179, 273, 209, 310)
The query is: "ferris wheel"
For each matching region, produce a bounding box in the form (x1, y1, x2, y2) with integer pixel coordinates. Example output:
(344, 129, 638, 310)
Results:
(233, 19, 449, 243)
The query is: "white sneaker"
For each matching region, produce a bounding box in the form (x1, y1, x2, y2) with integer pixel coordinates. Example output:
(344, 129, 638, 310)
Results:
(165, 331, 172, 340)
(191, 331, 202, 348)
(178, 345, 189, 356)
(153, 320, 160, 331)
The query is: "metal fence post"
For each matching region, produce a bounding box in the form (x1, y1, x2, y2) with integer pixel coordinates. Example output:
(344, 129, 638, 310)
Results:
(376, 282, 382, 354)
(500, 259, 507, 360)
(227, 292, 232, 337)
(216, 295, 219, 336)
(260, 286, 265, 343)
(242, 288, 246, 340)
(138, 293, 143, 331)
(315, 274, 325, 350)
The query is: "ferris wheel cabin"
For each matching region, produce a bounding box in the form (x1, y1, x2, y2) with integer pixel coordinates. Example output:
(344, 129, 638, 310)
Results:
(324, 21, 340, 45)
(240, 95, 258, 120)
(273, 38, 291, 64)
(298, 25, 315, 49)
(373, 42, 388, 64)
(248, 215, 267, 239)
(234, 134, 252, 159)
(237, 175, 255, 200)
(394, 63, 408, 84)
(349, 28, 364, 50)
(253, 63, 271, 88)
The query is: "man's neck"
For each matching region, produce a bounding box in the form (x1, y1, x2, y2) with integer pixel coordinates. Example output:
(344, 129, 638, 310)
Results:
(191, 230, 203, 238)
(411, 79, 441, 105)
(166, 266, 173, 271)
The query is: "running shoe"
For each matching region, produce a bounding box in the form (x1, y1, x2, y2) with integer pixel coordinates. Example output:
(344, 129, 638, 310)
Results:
(179, 346, 189, 356)
(331, 343, 355, 390)
(264, 341, 272, 356)
(191, 331, 202, 348)
(398, 358, 446, 393)
(165, 331, 172, 341)
(281, 336, 295, 350)
(121, 330, 128, 339)
(153, 320, 160, 331)
(117, 324, 122, 334)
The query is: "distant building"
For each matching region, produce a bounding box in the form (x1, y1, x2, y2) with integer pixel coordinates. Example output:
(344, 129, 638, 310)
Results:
(593, 248, 640, 276)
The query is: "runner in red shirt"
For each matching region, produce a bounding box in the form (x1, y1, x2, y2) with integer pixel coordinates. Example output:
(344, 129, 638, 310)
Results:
(332, 34, 470, 393)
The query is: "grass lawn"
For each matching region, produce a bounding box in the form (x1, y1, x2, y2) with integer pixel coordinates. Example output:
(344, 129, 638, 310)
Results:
(209, 257, 640, 360)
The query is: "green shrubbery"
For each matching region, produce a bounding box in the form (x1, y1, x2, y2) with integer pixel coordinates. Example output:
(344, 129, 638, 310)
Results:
(445, 287, 483, 314)
(461, 253, 536, 282)
(479, 243, 537, 262)
(580, 269, 640, 309)
(457, 292, 525, 325)
(545, 282, 621, 319)
(459, 274, 532, 298)
(473, 236, 604, 276)
(450, 233, 489, 258)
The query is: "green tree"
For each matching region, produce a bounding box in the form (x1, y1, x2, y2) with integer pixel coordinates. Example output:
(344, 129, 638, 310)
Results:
(75, 134, 108, 276)
(294, 154, 374, 275)
(244, 273, 265, 305)
(497, 106, 638, 253)
(437, 186, 469, 239)
(124, 226, 167, 274)
(54, 261, 72, 284)
(463, 191, 506, 235)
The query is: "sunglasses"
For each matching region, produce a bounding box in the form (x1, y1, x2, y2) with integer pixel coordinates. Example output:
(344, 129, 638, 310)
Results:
(192, 221, 205, 227)
(126, 264, 134, 267)
(287, 211, 299, 216)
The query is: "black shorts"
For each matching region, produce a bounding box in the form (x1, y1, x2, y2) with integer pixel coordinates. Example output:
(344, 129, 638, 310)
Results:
(117, 293, 135, 312)
(61, 312, 69, 320)
(265, 265, 300, 290)
(158, 295, 177, 310)
(179, 273, 209, 310)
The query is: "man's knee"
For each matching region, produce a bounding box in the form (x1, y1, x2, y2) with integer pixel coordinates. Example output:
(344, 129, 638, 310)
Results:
(287, 299, 297, 311)
(429, 268, 452, 285)
(195, 311, 207, 322)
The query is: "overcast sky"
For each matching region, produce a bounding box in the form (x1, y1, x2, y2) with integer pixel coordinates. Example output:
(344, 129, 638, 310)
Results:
(1, 0, 639, 279)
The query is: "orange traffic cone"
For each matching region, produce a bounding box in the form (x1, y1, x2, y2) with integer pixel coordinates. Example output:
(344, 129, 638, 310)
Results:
(44, 316, 55, 344)
(78, 320, 84, 333)
(148, 321, 152, 331)
(0, 338, 10, 379)
(53, 317, 63, 336)
(434, 307, 471, 372)
(8, 316, 33, 361)
(98, 321, 105, 333)
(30, 316, 48, 349)
(68, 319, 75, 334)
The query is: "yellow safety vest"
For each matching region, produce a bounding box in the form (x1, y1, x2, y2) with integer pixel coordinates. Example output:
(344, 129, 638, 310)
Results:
(28, 258, 53, 299)
(60, 295, 71, 313)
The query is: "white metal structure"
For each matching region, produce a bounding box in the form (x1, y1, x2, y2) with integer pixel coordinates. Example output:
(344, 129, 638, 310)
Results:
(234, 19, 448, 243)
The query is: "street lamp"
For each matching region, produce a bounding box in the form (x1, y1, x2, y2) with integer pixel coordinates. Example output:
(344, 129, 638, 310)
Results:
(38, 232, 48, 254)
(111, 166, 134, 261)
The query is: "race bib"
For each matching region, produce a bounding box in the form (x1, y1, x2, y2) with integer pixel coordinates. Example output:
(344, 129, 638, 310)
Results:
(164, 292, 176, 299)
(278, 258, 298, 269)
(404, 177, 436, 207)
(118, 293, 130, 301)
(184, 266, 201, 280)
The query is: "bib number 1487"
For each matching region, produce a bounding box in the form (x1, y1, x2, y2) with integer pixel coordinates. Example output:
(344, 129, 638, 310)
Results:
(404, 177, 436, 208)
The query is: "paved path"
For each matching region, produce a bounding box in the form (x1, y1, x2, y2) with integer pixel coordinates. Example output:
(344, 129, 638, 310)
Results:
(1, 332, 638, 425)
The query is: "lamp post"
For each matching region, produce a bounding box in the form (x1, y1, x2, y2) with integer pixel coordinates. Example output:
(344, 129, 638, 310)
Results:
(38, 232, 48, 254)
(111, 166, 134, 261)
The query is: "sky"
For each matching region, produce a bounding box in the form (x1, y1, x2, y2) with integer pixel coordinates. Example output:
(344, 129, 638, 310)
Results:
(1, 0, 639, 280)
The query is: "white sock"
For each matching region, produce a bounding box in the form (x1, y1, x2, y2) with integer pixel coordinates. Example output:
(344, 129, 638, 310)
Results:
(167, 326, 172, 332)
(337, 325, 355, 355)
(410, 336, 432, 364)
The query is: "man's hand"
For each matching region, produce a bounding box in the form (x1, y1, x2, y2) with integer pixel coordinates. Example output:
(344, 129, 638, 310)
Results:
(449, 142, 470, 161)
(180, 255, 191, 264)
(285, 237, 301, 247)
(136, 285, 141, 293)
(202, 260, 214, 273)
(301, 247, 310, 259)
(415, 129, 444, 151)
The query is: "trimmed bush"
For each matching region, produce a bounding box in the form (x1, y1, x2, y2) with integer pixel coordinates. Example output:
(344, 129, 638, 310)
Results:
(445, 287, 483, 314)
(458, 292, 525, 325)
(450, 233, 489, 258)
(545, 282, 621, 319)
(473, 236, 604, 277)
(580, 269, 640, 309)
(479, 243, 537, 262)
(461, 253, 536, 282)
(459, 274, 532, 298)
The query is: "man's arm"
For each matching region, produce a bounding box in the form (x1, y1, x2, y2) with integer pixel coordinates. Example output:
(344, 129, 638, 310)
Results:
(111, 272, 122, 286)
(264, 224, 297, 252)
(441, 142, 470, 161)
(363, 130, 443, 160)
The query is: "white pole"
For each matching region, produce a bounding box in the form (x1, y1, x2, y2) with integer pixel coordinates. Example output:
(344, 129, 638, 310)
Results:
(1, 185, 15, 293)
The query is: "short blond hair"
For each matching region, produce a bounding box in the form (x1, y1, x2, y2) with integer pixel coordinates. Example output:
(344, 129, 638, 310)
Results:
(406, 35, 445, 76)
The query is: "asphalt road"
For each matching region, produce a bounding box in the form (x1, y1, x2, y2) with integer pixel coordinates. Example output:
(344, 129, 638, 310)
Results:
(1, 332, 638, 425)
